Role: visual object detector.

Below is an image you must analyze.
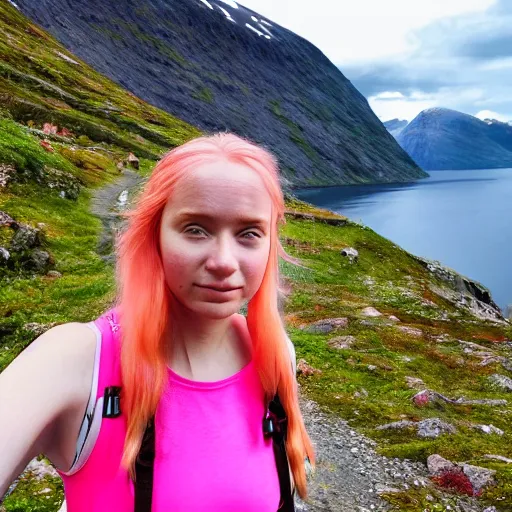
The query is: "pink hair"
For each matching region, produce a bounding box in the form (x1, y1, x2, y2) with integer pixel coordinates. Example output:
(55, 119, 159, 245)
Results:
(116, 133, 315, 498)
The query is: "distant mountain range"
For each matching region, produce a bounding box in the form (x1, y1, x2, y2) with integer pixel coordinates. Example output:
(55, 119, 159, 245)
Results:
(386, 108, 512, 170)
(14, 0, 426, 187)
(383, 119, 408, 138)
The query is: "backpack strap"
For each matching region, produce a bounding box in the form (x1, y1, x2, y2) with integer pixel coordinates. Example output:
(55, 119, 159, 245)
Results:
(133, 393, 295, 512)
(265, 394, 295, 512)
(134, 418, 156, 512)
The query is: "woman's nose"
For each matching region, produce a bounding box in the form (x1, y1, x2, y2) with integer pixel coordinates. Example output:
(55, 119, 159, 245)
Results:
(204, 236, 238, 275)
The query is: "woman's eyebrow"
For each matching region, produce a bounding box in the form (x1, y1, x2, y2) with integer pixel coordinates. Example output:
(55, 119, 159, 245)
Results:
(175, 210, 268, 226)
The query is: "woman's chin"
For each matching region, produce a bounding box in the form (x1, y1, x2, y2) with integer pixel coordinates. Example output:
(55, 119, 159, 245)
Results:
(189, 300, 242, 320)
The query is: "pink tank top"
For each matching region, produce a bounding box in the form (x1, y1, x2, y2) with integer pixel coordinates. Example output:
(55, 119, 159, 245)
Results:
(58, 310, 280, 511)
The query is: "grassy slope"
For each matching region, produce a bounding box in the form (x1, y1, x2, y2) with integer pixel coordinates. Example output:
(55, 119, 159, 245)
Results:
(1, 2, 511, 510)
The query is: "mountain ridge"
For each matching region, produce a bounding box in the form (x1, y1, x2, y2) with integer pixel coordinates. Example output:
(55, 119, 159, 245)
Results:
(397, 107, 512, 170)
(14, 0, 427, 186)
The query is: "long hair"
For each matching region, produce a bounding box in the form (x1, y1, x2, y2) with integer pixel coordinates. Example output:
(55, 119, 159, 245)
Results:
(116, 133, 315, 498)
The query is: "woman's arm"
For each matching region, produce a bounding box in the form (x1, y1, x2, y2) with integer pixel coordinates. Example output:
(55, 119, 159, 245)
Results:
(0, 323, 96, 497)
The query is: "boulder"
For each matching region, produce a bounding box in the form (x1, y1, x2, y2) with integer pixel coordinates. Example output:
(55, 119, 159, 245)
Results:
(301, 317, 348, 334)
(417, 418, 457, 438)
(127, 152, 139, 169)
(488, 374, 512, 392)
(340, 247, 358, 263)
(471, 424, 504, 436)
(297, 358, 322, 376)
(10, 225, 44, 252)
(360, 307, 382, 317)
(29, 249, 52, 271)
(427, 454, 457, 476)
(461, 463, 496, 494)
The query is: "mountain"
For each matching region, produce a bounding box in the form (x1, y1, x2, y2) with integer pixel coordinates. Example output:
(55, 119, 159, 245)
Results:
(397, 108, 512, 170)
(383, 118, 408, 138)
(13, 0, 427, 187)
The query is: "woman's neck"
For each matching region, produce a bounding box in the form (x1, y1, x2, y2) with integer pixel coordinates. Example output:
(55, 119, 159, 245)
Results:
(165, 309, 252, 381)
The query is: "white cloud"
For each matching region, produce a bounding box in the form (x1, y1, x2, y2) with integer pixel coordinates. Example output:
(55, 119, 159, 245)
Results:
(370, 87, 487, 121)
(374, 91, 405, 99)
(479, 57, 512, 70)
(475, 109, 509, 121)
(237, 0, 496, 64)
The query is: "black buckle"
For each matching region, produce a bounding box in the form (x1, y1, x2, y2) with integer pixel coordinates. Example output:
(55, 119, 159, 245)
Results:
(263, 394, 287, 440)
(102, 386, 122, 418)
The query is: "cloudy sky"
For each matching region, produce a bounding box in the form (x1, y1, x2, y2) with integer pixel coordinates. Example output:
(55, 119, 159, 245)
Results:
(236, 0, 512, 122)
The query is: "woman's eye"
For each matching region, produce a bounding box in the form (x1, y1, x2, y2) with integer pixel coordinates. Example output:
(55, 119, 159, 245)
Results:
(186, 227, 206, 236)
(242, 231, 260, 240)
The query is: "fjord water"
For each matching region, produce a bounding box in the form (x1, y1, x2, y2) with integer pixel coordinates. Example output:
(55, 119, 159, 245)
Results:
(295, 169, 512, 312)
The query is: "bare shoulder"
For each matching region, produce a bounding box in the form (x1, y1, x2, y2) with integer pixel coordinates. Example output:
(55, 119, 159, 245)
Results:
(0, 321, 97, 492)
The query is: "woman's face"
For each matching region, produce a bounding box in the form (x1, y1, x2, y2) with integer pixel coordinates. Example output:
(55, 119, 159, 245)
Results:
(159, 159, 273, 320)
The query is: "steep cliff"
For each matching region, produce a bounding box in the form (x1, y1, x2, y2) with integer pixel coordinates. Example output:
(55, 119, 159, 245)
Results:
(15, 0, 426, 186)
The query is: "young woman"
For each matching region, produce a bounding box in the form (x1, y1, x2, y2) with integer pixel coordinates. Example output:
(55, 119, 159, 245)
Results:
(0, 133, 315, 511)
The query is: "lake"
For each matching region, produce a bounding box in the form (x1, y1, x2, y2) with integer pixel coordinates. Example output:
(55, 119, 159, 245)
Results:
(295, 169, 512, 313)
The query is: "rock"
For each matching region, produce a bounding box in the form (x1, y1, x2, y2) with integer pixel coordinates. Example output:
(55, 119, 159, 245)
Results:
(127, 152, 139, 169)
(472, 424, 504, 435)
(0, 163, 16, 187)
(328, 335, 356, 349)
(9, 225, 44, 252)
(297, 358, 322, 376)
(388, 315, 400, 322)
(405, 376, 425, 389)
(417, 418, 456, 438)
(488, 373, 512, 392)
(396, 325, 423, 337)
(367, 365, 377, 371)
(427, 454, 458, 476)
(0, 210, 17, 227)
(46, 270, 62, 278)
(341, 247, 358, 263)
(29, 249, 51, 271)
(0, 247, 10, 262)
(483, 454, 512, 464)
(376, 420, 416, 431)
(360, 307, 382, 317)
(501, 358, 512, 372)
(301, 317, 348, 333)
(461, 463, 496, 494)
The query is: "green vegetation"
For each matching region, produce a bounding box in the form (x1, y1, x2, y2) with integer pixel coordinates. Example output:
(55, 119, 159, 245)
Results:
(281, 200, 512, 510)
(192, 86, 215, 104)
(269, 99, 320, 165)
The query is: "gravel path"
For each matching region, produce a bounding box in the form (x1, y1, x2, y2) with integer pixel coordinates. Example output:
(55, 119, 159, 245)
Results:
(294, 397, 495, 512)
(90, 169, 143, 260)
